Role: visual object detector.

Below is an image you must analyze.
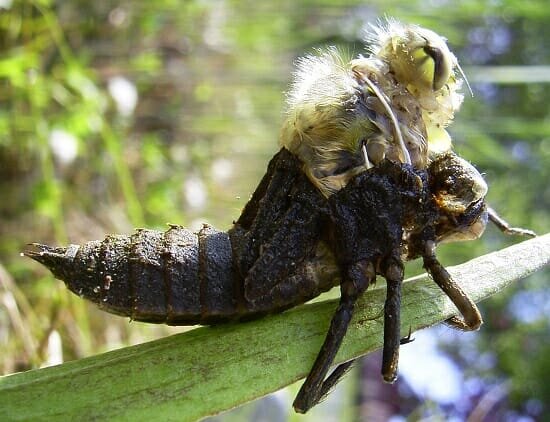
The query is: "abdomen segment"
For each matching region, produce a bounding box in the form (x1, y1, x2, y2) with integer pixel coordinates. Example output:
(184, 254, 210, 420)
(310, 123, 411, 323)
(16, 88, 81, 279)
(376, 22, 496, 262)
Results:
(26, 225, 240, 325)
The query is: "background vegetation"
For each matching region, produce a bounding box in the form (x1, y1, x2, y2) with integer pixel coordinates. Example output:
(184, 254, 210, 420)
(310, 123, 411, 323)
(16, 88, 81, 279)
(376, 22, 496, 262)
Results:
(0, 0, 548, 420)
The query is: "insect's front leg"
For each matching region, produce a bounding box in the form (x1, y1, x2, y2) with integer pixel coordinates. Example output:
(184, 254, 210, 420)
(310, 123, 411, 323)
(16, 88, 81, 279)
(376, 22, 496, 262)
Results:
(487, 207, 536, 238)
(422, 240, 482, 331)
(293, 260, 375, 413)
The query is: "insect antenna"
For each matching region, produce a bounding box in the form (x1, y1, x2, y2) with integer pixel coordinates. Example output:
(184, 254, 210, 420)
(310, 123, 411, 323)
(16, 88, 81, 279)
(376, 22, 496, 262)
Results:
(456, 61, 473, 97)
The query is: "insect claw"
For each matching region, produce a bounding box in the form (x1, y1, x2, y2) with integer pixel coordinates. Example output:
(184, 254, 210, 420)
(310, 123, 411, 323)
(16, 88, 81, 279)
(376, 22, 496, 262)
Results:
(506, 227, 537, 238)
(487, 207, 536, 238)
(400, 326, 415, 345)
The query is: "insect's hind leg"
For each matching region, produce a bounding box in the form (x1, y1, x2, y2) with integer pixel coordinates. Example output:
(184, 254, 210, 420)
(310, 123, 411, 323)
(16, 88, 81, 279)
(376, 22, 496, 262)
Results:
(293, 260, 375, 413)
(487, 207, 536, 237)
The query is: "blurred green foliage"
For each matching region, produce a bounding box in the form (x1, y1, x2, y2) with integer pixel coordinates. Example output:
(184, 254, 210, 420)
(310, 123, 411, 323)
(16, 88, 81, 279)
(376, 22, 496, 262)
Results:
(0, 0, 548, 420)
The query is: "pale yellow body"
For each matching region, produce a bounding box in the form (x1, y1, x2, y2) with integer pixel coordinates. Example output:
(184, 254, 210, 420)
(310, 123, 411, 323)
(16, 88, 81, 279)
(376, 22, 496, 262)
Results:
(280, 20, 466, 197)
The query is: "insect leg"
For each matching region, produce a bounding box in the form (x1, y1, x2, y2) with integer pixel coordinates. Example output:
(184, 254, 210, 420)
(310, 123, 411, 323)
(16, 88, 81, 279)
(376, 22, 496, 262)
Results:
(487, 207, 536, 237)
(381, 255, 404, 383)
(293, 260, 374, 413)
(422, 240, 482, 331)
(400, 326, 415, 345)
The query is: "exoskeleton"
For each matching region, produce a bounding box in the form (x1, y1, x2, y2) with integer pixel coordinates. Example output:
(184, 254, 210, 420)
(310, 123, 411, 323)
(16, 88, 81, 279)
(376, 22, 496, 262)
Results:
(29, 149, 341, 325)
(26, 148, 532, 411)
(26, 20, 535, 413)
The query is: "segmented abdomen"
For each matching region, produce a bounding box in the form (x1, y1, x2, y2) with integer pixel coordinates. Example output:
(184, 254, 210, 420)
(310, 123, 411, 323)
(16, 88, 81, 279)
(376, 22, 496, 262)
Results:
(32, 225, 241, 325)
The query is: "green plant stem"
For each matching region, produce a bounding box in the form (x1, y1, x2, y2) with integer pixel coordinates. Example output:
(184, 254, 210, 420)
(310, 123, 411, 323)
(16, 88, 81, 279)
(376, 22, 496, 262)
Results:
(100, 123, 145, 227)
(1, 234, 548, 421)
(33, 0, 145, 228)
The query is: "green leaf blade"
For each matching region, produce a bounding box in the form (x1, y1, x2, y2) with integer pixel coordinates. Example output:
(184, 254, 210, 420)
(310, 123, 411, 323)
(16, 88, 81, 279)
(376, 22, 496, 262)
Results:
(1, 234, 548, 421)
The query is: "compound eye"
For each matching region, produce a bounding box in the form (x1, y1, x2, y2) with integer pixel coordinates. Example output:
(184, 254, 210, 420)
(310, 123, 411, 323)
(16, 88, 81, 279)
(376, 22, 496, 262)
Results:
(423, 45, 452, 91)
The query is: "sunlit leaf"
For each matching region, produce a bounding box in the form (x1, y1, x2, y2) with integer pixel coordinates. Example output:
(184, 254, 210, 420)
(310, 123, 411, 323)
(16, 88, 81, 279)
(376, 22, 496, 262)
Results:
(1, 235, 548, 421)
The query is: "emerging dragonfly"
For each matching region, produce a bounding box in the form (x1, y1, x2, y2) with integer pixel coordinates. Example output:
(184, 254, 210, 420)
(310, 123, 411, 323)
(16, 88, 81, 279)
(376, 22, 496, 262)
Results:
(26, 19, 534, 413)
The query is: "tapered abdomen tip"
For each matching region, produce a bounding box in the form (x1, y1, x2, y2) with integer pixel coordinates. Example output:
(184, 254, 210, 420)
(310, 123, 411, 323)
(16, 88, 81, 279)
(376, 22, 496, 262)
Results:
(24, 243, 81, 279)
(24, 242, 104, 303)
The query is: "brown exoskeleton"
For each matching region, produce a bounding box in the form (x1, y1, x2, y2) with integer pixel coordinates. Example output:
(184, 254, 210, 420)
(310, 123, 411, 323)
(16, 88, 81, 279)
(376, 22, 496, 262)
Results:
(25, 20, 534, 413)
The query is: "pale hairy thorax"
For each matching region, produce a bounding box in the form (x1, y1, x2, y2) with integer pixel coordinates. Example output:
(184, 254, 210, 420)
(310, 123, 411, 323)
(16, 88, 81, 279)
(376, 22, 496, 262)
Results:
(280, 19, 466, 197)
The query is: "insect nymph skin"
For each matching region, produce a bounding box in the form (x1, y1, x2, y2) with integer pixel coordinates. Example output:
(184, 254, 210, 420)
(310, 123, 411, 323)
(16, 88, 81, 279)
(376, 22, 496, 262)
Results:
(26, 20, 534, 414)
(28, 149, 484, 324)
(32, 149, 342, 324)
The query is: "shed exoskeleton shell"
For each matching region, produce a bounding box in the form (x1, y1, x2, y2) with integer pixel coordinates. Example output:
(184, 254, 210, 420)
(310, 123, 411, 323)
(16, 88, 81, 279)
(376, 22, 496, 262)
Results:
(26, 148, 532, 413)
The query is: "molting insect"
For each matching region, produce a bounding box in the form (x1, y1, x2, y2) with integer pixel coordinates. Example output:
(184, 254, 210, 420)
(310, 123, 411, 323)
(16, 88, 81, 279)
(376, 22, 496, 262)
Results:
(25, 19, 535, 413)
